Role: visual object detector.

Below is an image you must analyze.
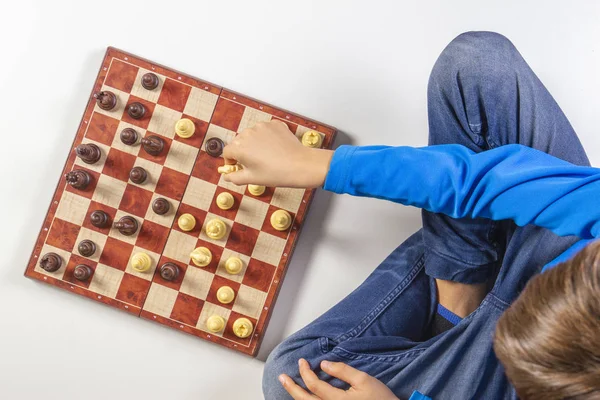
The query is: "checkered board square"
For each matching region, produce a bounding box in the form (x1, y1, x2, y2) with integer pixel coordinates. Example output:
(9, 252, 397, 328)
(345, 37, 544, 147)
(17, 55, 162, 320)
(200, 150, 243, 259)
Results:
(24, 47, 336, 356)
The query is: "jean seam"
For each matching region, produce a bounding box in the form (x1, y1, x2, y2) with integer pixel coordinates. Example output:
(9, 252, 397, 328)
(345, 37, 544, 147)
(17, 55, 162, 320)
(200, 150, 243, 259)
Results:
(330, 345, 427, 363)
(426, 246, 497, 268)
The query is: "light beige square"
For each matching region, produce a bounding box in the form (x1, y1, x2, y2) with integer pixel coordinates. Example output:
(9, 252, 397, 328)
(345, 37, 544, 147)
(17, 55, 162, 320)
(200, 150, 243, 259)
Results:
(196, 302, 231, 336)
(88, 263, 124, 298)
(73, 138, 110, 173)
(144, 193, 179, 228)
(202, 124, 236, 156)
(180, 266, 214, 300)
(34, 244, 71, 279)
(237, 107, 272, 133)
(110, 120, 144, 156)
(271, 187, 305, 214)
(147, 104, 182, 139)
(124, 246, 160, 281)
(93, 84, 128, 120)
(183, 87, 219, 122)
(130, 68, 166, 103)
(234, 196, 269, 230)
(251, 231, 286, 266)
(72, 227, 108, 263)
(295, 125, 325, 148)
(217, 174, 246, 194)
(215, 248, 250, 283)
(163, 230, 198, 264)
(130, 157, 163, 192)
(143, 282, 178, 317)
(92, 174, 127, 209)
(181, 177, 217, 211)
(164, 141, 198, 175)
(55, 190, 91, 226)
(199, 213, 233, 247)
(108, 211, 141, 245)
(232, 284, 268, 319)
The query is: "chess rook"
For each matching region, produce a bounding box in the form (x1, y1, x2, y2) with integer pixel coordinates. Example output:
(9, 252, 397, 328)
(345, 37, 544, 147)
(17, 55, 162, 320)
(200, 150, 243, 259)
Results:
(77, 240, 96, 257)
(160, 263, 179, 281)
(90, 210, 110, 228)
(114, 216, 138, 236)
(93, 91, 116, 110)
(152, 198, 170, 215)
(141, 72, 159, 90)
(39, 252, 62, 272)
(73, 264, 92, 281)
(141, 135, 164, 156)
(127, 102, 146, 119)
(120, 128, 138, 145)
(65, 170, 90, 190)
(129, 166, 147, 184)
(75, 143, 101, 164)
(205, 137, 224, 157)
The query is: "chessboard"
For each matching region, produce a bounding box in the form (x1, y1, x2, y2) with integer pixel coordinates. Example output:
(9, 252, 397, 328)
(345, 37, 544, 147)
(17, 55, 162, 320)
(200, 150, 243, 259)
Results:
(24, 47, 336, 356)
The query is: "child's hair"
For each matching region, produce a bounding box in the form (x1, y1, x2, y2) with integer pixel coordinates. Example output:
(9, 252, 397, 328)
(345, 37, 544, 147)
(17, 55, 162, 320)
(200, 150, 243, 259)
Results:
(493, 241, 600, 399)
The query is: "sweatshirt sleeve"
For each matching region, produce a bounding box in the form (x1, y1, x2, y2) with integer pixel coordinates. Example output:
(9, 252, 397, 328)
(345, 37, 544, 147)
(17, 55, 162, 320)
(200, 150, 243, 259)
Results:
(323, 143, 600, 239)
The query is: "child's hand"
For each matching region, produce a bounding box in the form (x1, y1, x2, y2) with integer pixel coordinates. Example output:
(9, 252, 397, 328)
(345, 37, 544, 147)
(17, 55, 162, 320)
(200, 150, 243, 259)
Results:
(279, 358, 400, 400)
(222, 120, 334, 188)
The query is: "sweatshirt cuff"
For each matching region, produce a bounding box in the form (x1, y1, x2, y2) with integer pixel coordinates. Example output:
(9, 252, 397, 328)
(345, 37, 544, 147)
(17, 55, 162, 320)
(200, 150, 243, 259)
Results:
(322, 145, 357, 194)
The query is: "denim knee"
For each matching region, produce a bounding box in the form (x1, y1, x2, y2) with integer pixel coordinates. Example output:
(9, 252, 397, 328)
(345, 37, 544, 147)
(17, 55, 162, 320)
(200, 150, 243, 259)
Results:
(263, 344, 294, 400)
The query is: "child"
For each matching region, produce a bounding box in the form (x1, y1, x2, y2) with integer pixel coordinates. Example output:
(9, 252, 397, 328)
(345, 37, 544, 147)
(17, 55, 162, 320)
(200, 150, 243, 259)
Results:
(222, 32, 600, 399)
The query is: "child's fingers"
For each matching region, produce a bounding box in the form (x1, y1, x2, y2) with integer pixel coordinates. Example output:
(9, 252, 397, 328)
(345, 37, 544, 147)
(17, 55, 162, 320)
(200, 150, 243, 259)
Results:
(278, 374, 318, 400)
(298, 359, 344, 399)
(320, 360, 370, 388)
(222, 169, 252, 185)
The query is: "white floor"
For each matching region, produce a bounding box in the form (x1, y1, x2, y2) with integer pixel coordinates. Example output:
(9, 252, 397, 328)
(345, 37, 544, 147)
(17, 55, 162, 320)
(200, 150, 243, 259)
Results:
(1, 1, 598, 399)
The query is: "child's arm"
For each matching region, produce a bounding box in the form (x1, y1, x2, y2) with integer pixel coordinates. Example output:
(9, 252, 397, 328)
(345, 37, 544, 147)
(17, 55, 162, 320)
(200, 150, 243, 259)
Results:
(223, 121, 600, 239)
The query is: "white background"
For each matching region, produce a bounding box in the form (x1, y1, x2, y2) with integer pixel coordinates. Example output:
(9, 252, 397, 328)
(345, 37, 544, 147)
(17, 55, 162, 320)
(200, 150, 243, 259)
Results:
(0, 1, 599, 399)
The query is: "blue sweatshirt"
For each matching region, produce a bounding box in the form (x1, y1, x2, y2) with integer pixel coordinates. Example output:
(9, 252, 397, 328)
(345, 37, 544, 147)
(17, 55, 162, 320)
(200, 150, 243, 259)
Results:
(323, 144, 598, 271)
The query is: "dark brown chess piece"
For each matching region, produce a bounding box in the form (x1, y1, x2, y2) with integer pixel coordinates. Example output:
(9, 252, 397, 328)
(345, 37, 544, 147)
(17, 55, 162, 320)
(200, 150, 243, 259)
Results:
(93, 91, 117, 110)
(65, 170, 90, 190)
(90, 210, 109, 228)
(205, 137, 225, 157)
(141, 135, 165, 156)
(77, 240, 96, 257)
(75, 143, 102, 164)
(160, 263, 179, 281)
(114, 216, 138, 236)
(120, 128, 139, 145)
(127, 102, 146, 119)
(129, 166, 147, 184)
(40, 252, 62, 272)
(142, 73, 159, 90)
(73, 265, 93, 281)
(152, 198, 170, 215)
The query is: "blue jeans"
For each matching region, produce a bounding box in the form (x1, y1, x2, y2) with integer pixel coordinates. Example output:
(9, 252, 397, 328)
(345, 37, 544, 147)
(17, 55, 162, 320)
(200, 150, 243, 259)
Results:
(263, 32, 590, 400)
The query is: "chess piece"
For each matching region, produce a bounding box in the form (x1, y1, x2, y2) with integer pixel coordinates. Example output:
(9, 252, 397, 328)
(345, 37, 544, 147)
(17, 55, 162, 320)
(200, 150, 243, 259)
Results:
(127, 102, 146, 119)
(39, 252, 62, 272)
(90, 210, 109, 228)
(65, 170, 90, 190)
(131, 252, 152, 272)
(120, 128, 138, 145)
(75, 143, 101, 164)
(206, 315, 226, 333)
(248, 184, 265, 196)
(114, 216, 138, 236)
(129, 166, 147, 184)
(271, 209, 292, 231)
(160, 263, 179, 281)
(217, 164, 242, 174)
(141, 135, 165, 156)
(175, 118, 195, 138)
(216, 286, 235, 304)
(205, 137, 224, 157)
(178, 213, 196, 231)
(205, 218, 227, 240)
(301, 130, 323, 148)
(141, 72, 159, 90)
(152, 198, 170, 215)
(216, 192, 234, 210)
(224, 257, 243, 275)
(232, 318, 254, 338)
(73, 264, 92, 281)
(93, 91, 117, 110)
(77, 240, 96, 257)
(190, 247, 212, 267)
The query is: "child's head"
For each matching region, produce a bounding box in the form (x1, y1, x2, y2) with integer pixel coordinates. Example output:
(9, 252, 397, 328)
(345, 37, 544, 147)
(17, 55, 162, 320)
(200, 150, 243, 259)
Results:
(493, 241, 600, 399)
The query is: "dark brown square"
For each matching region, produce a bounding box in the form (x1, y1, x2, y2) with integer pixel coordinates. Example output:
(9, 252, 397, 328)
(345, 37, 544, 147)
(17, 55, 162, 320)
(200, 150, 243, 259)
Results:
(102, 148, 137, 182)
(206, 275, 241, 310)
(155, 167, 189, 201)
(119, 184, 153, 218)
(226, 223, 260, 257)
(46, 218, 81, 252)
(242, 259, 276, 293)
(175, 114, 209, 149)
(192, 238, 224, 274)
(210, 98, 245, 132)
(116, 273, 151, 307)
(83, 201, 117, 234)
(65, 166, 100, 199)
(191, 151, 223, 184)
(223, 310, 258, 345)
(157, 78, 192, 112)
(136, 220, 170, 254)
(86, 112, 120, 146)
(244, 185, 274, 204)
(261, 205, 296, 240)
(105, 60, 139, 93)
(208, 187, 243, 221)
(121, 96, 156, 130)
(99, 236, 134, 271)
(172, 203, 207, 237)
(63, 254, 97, 289)
(170, 292, 204, 326)
(153, 256, 187, 291)
(137, 131, 172, 165)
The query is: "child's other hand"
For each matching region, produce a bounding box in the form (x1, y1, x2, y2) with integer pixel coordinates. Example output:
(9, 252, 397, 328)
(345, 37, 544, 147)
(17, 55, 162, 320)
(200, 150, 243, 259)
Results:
(279, 358, 400, 400)
(222, 120, 333, 188)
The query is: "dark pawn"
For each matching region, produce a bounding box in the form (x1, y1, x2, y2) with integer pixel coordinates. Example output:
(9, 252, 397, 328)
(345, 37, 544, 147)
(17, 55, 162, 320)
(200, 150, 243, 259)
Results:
(90, 210, 110, 228)
(40, 252, 62, 272)
(127, 102, 146, 119)
(75, 143, 102, 164)
(160, 263, 179, 281)
(205, 137, 224, 157)
(129, 166, 147, 184)
(142, 73, 159, 90)
(94, 91, 117, 110)
(120, 128, 139, 145)
(141, 135, 165, 156)
(73, 265, 93, 281)
(152, 198, 170, 215)
(77, 240, 96, 257)
(65, 170, 90, 190)
(114, 216, 138, 236)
